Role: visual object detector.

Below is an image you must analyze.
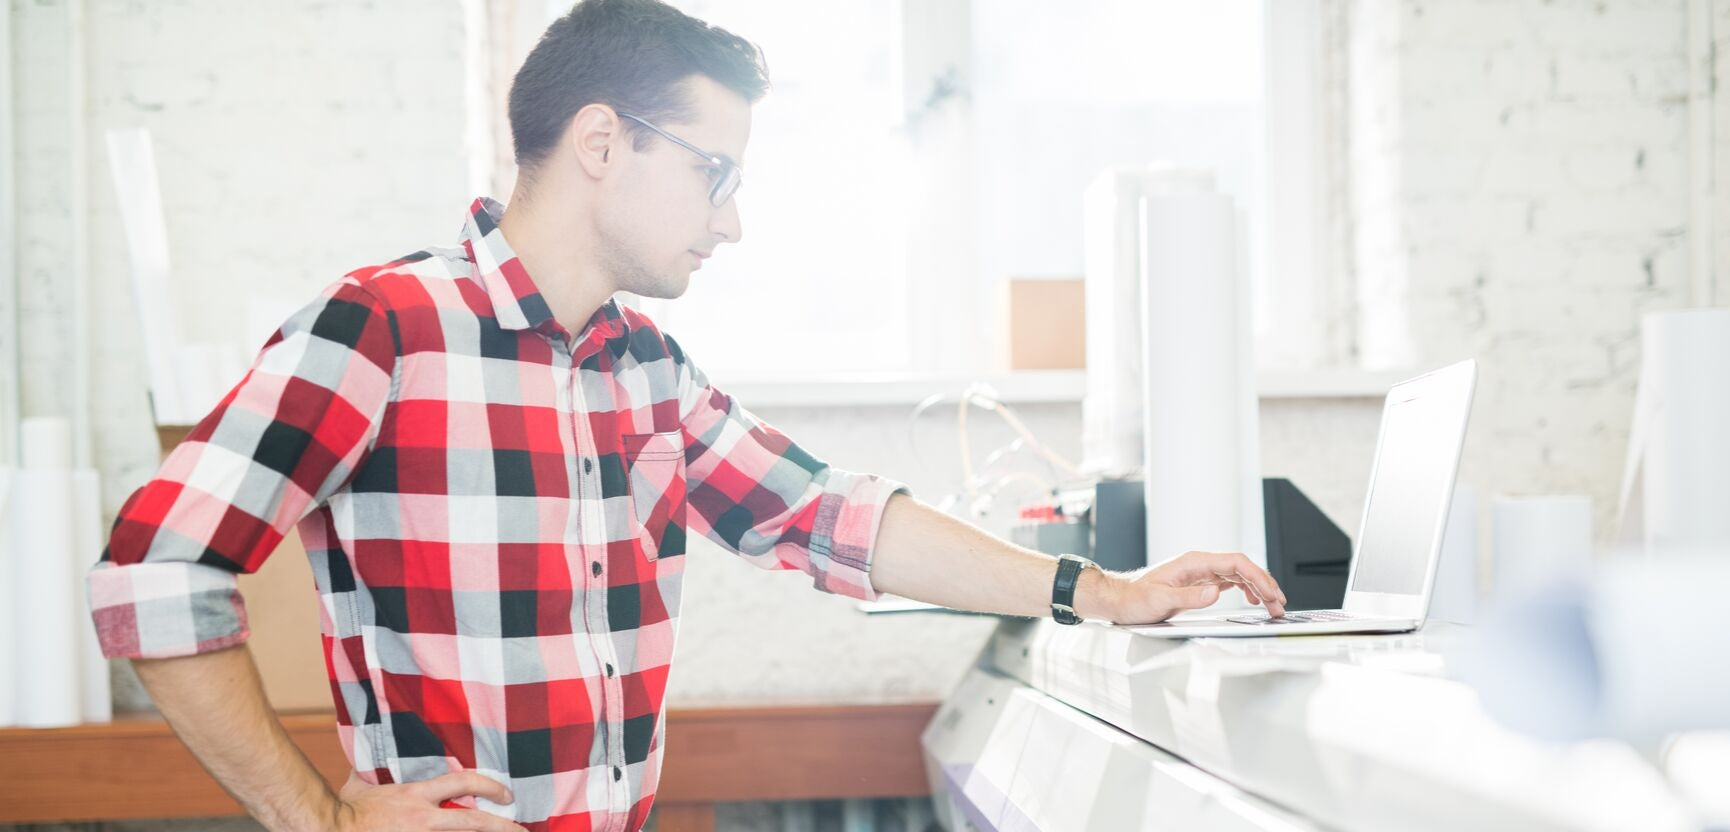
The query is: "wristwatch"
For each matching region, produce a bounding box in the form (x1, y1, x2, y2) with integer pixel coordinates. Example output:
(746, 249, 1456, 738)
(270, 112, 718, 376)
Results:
(1050, 553, 1095, 625)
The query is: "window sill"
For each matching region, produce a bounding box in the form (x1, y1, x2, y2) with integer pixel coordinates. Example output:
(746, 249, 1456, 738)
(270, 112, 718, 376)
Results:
(715, 368, 1413, 408)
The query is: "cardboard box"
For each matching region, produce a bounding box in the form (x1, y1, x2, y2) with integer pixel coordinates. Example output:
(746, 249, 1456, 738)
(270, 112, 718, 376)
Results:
(1005, 278, 1086, 370)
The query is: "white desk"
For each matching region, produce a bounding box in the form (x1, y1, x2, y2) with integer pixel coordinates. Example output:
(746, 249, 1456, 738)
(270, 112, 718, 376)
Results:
(922, 618, 1724, 831)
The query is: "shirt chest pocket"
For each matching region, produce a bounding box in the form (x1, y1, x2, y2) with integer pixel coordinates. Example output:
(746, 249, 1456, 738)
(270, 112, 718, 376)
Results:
(622, 431, 687, 560)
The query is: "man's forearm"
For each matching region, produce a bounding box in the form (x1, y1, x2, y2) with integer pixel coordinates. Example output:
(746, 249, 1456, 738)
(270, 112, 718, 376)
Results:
(131, 642, 343, 832)
(869, 492, 1122, 621)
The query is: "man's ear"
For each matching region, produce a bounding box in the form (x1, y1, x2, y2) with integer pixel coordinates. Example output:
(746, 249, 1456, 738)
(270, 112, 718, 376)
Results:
(567, 103, 624, 181)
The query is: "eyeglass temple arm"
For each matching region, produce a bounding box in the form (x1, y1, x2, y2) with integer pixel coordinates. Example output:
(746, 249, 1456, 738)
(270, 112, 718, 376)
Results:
(618, 111, 734, 169)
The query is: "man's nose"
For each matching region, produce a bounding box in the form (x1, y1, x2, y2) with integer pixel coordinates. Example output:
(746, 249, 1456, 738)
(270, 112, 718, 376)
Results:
(710, 196, 742, 246)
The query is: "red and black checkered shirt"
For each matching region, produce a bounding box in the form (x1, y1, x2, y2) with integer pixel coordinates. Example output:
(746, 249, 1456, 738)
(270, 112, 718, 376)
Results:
(87, 197, 909, 831)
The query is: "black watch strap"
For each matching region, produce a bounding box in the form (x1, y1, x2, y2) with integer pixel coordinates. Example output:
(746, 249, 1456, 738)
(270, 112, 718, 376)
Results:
(1050, 553, 1091, 625)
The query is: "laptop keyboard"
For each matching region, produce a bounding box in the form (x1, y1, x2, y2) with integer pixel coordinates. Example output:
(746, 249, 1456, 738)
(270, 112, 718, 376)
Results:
(1226, 609, 1360, 625)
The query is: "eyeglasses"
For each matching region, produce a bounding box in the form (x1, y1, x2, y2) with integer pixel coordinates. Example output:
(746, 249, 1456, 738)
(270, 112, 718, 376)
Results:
(617, 111, 743, 207)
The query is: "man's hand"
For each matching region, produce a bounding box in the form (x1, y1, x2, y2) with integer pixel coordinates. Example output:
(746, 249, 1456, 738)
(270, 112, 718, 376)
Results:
(869, 495, 1291, 625)
(331, 770, 528, 832)
(1106, 551, 1288, 624)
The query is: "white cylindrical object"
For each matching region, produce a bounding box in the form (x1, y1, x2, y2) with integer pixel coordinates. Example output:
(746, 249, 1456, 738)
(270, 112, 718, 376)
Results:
(1461, 552, 1730, 745)
(0, 467, 16, 726)
(1430, 484, 1478, 624)
(73, 469, 111, 723)
(1141, 185, 1261, 570)
(9, 464, 81, 727)
(106, 127, 188, 427)
(1491, 495, 1593, 590)
(1591, 552, 1730, 743)
(1081, 166, 1217, 478)
(1639, 309, 1730, 554)
(1082, 170, 1155, 477)
(20, 416, 72, 470)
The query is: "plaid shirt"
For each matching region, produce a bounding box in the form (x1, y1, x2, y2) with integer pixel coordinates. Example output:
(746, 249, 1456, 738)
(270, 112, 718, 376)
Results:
(86, 197, 908, 832)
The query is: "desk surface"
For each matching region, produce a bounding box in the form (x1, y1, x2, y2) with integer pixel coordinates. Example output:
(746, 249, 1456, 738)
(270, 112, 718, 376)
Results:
(956, 618, 1725, 832)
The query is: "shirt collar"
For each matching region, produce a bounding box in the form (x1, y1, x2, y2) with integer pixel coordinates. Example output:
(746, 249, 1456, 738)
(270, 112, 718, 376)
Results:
(459, 197, 629, 359)
(460, 196, 558, 331)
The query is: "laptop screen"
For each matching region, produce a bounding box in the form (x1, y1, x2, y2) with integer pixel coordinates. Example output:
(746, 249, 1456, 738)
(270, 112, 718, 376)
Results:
(1348, 390, 1461, 596)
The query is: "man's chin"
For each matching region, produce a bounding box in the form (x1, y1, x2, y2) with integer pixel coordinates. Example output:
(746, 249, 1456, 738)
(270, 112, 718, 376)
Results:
(630, 275, 691, 301)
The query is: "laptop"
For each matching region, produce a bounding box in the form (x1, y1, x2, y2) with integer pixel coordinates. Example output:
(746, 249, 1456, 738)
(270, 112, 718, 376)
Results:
(1120, 358, 1478, 638)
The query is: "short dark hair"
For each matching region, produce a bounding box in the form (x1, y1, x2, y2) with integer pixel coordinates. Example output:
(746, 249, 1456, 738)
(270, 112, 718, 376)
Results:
(508, 0, 770, 173)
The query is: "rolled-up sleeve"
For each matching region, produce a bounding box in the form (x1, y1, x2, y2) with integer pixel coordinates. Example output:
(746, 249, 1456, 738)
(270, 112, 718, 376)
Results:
(670, 336, 908, 601)
(87, 277, 398, 659)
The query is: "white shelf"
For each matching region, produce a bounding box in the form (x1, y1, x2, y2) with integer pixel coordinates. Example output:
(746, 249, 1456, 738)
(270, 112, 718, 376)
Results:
(716, 368, 1410, 408)
(717, 371, 1085, 408)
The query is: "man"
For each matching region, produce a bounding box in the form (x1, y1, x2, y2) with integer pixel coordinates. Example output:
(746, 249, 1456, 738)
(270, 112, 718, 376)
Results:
(85, 1, 1287, 830)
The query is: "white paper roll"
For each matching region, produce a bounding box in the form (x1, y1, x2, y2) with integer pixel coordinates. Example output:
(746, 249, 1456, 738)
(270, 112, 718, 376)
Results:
(1458, 552, 1730, 745)
(8, 465, 82, 727)
(1429, 484, 1478, 624)
(1082, 166, 1216, 478)
(73, 469, 112, 723)
(1140, 180, 1264, 572)
(0, 467, 16, 727)
(1492, 495, 1593, 590)
(21, 416, 72, 470)
(1452, 569, 1602, 743)
(107, 127, 189, 426)
(1082, 170, 1153, 477)
(1590, 552, 1730, 743)
(1620, 309, 1730, 555)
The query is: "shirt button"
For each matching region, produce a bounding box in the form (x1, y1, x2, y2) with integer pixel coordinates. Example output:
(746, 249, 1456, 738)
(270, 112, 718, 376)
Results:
(591, 561, 602, 577)
(583, 458, 593, 474)
(605, 663, 614, 677)
(613, 766, 622, 781)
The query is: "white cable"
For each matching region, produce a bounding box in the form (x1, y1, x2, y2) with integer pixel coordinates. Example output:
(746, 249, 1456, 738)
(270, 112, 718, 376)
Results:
(957, 388, 974, 503)
(971, 384, 1082, 480)
(907, 383, 1087, 519)
(978, 436, 1026, 474)
(906, 391, 952, 485)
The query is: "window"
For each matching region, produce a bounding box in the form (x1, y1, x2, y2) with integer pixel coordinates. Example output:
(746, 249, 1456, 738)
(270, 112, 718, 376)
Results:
(972, 0, 1268, 348)
(512, 0, 1326, 379)
(637, 0, 912, 374)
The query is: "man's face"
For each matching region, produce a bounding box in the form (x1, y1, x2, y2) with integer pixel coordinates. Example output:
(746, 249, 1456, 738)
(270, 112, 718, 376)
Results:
(595, 75, 750, 300)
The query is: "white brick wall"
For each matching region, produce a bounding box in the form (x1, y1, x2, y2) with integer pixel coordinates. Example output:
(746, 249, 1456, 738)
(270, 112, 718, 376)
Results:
(14, 0, 477, 547)
(11, 0, 477, 727)
(14, 0, 80, 425)
(1714, 0, 1730, 300)
(1341, 0, 1697, 554)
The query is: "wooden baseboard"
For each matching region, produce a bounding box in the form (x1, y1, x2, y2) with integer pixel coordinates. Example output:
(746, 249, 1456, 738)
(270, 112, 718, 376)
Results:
(0, 702, 939, 824)
(659, 702, 937, 803)
(653, 802, 717, 832)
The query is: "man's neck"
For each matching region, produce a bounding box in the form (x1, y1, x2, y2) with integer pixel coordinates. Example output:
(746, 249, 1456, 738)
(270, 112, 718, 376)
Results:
(495, 190, 616, 337)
